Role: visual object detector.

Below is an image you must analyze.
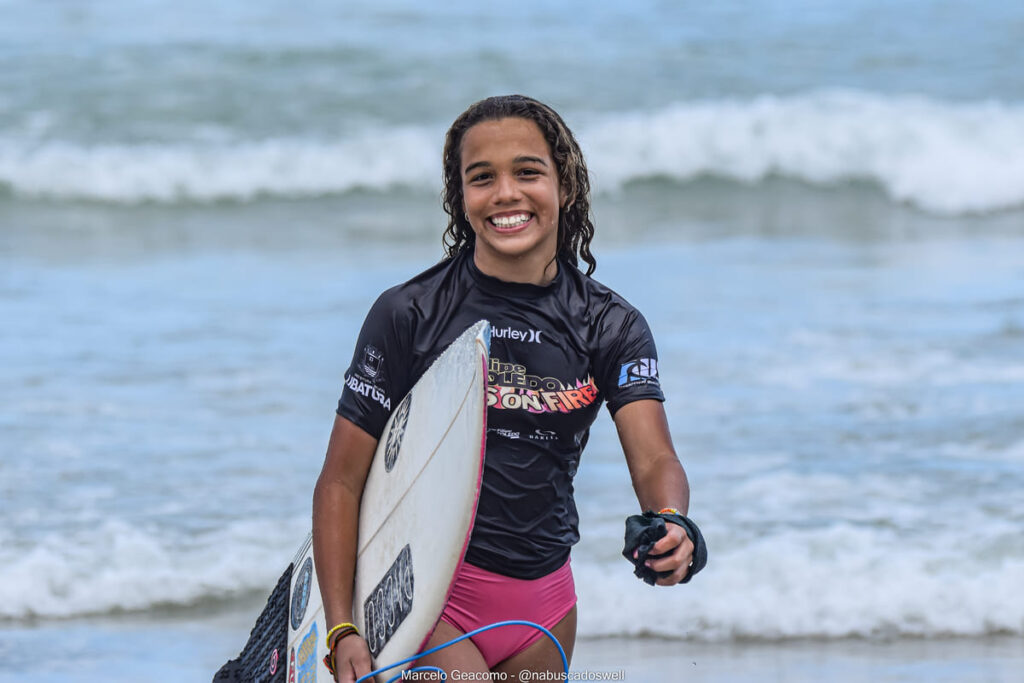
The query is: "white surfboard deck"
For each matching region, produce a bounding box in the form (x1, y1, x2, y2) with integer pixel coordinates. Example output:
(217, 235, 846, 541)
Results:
(286, 320, 490, 683)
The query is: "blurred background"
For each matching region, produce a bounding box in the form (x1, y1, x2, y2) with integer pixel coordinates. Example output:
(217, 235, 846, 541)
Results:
(1, 1, 1022, 680)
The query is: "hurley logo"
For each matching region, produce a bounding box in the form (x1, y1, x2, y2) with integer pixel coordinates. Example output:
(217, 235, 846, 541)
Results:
(491, 326, 543, 344)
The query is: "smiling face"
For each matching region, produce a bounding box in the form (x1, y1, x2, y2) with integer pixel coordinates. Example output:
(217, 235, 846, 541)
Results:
(460, 117, 566, 285)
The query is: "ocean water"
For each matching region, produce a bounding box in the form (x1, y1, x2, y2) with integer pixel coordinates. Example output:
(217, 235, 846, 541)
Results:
(2, 0, 1023, 680)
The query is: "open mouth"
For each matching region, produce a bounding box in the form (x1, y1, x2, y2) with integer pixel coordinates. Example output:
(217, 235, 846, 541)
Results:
(488, 213, 533, 231)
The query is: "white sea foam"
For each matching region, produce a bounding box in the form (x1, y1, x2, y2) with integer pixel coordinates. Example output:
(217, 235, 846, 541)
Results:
(0, 518, 304, 620)
(581, 91, 1024, 215)
(0, 128, 438, 204)
(574, 524, 1024, 641)
(1, 91, 1023, 214)
(3, 515, 1021, 641)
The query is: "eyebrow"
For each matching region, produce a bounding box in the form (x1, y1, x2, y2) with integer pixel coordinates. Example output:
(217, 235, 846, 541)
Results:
(463, 155, 549, 176)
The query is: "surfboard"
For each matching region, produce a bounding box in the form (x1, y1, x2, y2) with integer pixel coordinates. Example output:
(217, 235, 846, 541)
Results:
(215, 320, 490, 683)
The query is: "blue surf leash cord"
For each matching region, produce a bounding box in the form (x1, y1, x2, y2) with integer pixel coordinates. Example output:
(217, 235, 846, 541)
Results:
(354, 619, 569, 683)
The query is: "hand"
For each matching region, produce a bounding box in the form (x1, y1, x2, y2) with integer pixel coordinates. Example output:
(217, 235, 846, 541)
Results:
(330, 634, 373, 683)
(643, 522, 694, 586)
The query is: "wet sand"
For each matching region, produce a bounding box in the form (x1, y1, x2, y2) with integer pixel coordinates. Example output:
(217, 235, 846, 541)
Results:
(3, 606, 1021, 683)
(572, 635, 1024, 682)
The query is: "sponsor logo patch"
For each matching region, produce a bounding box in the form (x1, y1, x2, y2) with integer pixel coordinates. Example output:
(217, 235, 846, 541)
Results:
(487, 357, 599, 414)
(527, 429, 558, 442)
(491, 325, 543, 344)
(618, 358, 659, 388)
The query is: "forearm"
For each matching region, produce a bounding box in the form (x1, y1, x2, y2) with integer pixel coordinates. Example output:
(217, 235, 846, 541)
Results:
(630, 452, 690, 514)
(614, 400, 691, 514)
(311, 415, 378, 639)
(312, 470, 362, 630)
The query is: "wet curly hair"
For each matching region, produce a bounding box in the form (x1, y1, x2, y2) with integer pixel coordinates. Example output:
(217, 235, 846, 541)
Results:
(441, 94, 596, 275)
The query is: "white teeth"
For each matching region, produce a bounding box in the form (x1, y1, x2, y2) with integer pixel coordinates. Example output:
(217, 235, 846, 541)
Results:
(491, 214, 530, 228)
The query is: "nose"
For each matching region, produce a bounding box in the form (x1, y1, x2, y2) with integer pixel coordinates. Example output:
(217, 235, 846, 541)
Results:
(494, 173, 521, 203)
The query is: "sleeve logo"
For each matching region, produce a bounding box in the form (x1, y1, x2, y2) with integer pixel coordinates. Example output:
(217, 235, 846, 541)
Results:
(344, 373, 392, 411)
(344, 344, 391, 410)
(618, 358, 659, 388)
(360, 344, 383, 380)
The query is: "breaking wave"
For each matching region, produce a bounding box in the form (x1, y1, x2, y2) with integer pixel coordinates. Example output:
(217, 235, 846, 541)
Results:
(2, 91, 1023, 214)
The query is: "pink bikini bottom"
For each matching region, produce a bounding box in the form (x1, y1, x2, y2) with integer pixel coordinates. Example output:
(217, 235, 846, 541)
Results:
(438, 558, 577, 668)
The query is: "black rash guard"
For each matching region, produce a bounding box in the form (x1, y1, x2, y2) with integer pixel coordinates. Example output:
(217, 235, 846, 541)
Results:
(337, 249, 664, 579)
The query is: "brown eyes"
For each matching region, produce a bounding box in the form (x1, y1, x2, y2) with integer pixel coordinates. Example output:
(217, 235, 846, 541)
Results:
(467, 168, 541, 184)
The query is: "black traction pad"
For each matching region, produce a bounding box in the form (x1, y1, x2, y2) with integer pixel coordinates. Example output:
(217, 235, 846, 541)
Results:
(213, 563, 293, 683)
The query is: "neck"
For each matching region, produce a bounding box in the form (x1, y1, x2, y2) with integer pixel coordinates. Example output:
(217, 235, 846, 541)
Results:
(472, 249, 559, 286)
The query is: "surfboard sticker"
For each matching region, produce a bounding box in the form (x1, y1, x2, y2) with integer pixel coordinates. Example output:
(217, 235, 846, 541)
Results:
(383, 392, 411, 473)
(363, 543, 415, 658)
(296, 623, 318, 683)
(290, 557, 313, 631)
(269, 648, 280, 677)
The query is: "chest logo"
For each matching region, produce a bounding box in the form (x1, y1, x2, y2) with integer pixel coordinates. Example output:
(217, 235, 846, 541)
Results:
(491, 326, 542, 344)
(487, 357, 598, 414)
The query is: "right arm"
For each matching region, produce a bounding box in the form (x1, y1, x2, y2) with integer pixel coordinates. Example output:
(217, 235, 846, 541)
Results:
(312, 414, 379, 683)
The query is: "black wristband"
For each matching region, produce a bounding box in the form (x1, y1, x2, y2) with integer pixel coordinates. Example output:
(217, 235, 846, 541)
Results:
(653, 511, 707, 583)
(621, 511, 708, 585)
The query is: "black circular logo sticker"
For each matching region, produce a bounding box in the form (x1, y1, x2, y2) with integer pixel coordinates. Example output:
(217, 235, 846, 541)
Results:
(290, 557, 313, 631)
(384, 393, 412, 473)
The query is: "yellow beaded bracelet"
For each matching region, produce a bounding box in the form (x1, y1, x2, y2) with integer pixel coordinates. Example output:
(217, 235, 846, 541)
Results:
(325, 622, 359, 648)
(658, 507, 681, 516)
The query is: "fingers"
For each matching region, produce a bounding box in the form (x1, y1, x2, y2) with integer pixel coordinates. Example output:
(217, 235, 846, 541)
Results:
(645, 526, 694, 586)
(354, 646, 373, 680)
(650, 523, 686, 556)
(336, 636, 373, 683)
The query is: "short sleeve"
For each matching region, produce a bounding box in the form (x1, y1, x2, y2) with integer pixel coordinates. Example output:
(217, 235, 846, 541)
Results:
(594, 306, 665, 416)
(336, 288, 413, 439)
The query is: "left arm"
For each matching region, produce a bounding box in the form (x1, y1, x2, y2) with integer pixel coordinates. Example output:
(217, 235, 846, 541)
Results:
(614, 399, 694, 586)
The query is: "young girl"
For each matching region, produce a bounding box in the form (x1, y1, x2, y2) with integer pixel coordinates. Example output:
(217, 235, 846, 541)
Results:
(313, 95, 697, 682)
